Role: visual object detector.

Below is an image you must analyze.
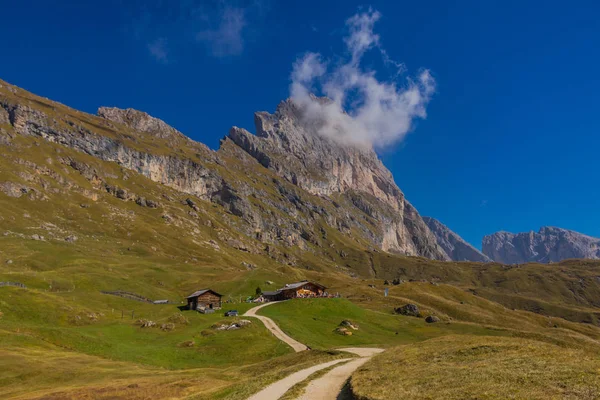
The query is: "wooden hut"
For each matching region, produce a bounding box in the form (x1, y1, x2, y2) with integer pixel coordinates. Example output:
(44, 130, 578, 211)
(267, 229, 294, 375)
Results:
(262, 281, 326, 301)
(186, 289, 222, 310)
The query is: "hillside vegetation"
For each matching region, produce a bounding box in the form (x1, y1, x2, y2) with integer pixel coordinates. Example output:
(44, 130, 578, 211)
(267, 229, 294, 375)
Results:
(351, 335, 600, 400)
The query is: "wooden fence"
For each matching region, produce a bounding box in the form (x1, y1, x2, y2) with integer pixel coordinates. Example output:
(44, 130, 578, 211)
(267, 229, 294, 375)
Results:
(0, 282, 26, 288)
(101, 290, 172, 304)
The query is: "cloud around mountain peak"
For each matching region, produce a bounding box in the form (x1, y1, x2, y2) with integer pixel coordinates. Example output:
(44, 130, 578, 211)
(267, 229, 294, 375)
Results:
(289, 8, 435, 149)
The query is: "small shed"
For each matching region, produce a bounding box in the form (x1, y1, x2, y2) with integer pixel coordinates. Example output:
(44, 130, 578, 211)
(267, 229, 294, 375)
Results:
(187, 289, 222, 311)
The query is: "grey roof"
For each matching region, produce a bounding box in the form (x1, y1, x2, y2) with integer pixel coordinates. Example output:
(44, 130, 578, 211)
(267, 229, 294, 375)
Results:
(262, 290, 282, 296)
(186, 289, 222, 299)
(281, 280, 326, 290)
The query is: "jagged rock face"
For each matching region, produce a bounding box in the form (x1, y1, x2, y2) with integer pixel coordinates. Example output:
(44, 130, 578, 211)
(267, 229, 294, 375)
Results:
(230, 99, 401, 202)
(423, 217, 490, 262)
(228, 99, 447, 259)
(482, 227, 600, 264)
(0, 79, 447, 261)
(98, 107, 187, 141)
(0, 100, 222, 200)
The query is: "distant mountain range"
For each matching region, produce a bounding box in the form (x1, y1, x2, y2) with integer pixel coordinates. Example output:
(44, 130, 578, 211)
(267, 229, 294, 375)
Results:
(482, 227, 600, 264)
(424, 218, 600, 264)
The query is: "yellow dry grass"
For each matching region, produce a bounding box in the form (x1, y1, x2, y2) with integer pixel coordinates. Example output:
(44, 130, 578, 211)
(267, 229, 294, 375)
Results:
(350, 335, 600, 400)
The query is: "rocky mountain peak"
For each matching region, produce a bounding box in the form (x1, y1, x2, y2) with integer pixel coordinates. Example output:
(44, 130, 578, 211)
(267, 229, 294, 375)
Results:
(482, 226, 600, 264)
(423, 217, 490, 262)
(231, 98, 400, 203)
(227, 98, 447, 259)
(97, 107, 186, 141)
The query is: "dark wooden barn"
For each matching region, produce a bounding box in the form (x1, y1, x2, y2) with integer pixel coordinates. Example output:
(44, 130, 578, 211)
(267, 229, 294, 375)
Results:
(186, 289, 223, 310)
(263, 281, 327, 302)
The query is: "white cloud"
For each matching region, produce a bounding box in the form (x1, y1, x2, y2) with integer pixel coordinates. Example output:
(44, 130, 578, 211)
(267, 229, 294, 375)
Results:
(147, 38, 169, 63)
(197, 6, 247, 57)
(290, 8, 436, 149)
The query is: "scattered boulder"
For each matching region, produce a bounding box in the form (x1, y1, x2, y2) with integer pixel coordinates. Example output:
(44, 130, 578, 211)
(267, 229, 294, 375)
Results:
(339, 320, 359, 330)
(395, 304, 421, 317)
(178, 340, 195, 348)
(116, 188, 129, 200)
(135, 196, 147, 207)
(335, 327, 353, 336)
(87, 312, 101, 321)
(160, 323, 175, 331)
(146, 199, 158, 208)
(425, 315, 440, 323)
(211, 320, 252, 331)
(185, 198, 199, 211)
(228, 238, 248, 251)
(241, 261, 256, 270)
(31, 234, 45, 241)
(138, 319, 156, 328)
(65, 235, 78, 243)
(0, 182, 31, 198)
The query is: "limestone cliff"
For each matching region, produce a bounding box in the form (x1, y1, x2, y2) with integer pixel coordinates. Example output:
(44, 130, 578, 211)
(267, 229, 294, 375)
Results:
(0, 79, 447, 262)
(228, 99, 447, 259)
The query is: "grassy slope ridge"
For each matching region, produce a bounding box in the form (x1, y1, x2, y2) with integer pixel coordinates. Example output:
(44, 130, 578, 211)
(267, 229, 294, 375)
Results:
(1, 79, 600, 398)
(351, 335, 600, 400)
(259, 298, 500, 349)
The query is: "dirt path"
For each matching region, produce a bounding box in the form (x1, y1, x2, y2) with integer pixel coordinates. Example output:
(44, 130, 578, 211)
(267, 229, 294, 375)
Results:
(246, 358, 352, 400)
(243, 302, 309, 352)
(244, 303, 384, 399)
(296, 348, 384, 400)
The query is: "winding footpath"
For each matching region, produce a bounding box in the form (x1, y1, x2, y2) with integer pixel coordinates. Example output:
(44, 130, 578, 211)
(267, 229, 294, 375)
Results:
(243, 302, 383, 400)
(243, 302, 308, 352)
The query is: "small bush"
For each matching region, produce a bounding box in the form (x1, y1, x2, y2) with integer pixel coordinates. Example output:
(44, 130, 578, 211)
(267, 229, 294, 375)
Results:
(49, 279, 73, 292)
(167, 313, 189, 325)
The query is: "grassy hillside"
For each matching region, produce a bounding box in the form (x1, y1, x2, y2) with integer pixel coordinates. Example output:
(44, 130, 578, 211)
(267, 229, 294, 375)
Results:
(259, 298, 500, 349)
(351, 335, 600, 400)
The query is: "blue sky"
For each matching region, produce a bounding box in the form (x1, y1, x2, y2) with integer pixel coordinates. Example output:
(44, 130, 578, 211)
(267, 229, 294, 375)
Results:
(1, 0, 599, 248)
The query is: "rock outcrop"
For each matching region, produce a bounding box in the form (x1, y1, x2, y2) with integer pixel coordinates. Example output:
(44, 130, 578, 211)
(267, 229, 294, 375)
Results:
(423, 217, 490, 262)
(482, 227, 600, 264)
(1, 100, 223, 200)
(228, 99, 448, 259)
(98, 107, 188, 142)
